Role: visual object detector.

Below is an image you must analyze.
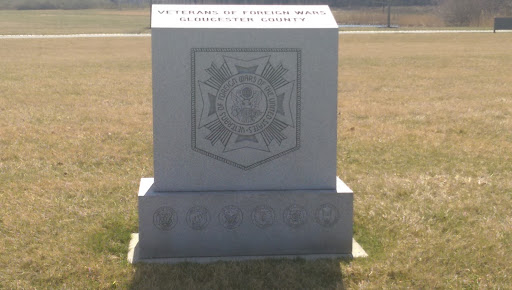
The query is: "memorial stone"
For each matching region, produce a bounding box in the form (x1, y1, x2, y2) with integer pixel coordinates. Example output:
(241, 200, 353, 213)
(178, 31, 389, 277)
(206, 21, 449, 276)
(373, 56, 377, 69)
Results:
(133, 4, 354, 262)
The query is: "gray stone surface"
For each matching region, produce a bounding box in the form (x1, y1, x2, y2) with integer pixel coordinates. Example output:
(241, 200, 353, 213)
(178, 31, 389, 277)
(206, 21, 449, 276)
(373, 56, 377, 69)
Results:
(151, 5, 339, 192)
(137, 177, 353, 259)
(134, 5, 354, 262)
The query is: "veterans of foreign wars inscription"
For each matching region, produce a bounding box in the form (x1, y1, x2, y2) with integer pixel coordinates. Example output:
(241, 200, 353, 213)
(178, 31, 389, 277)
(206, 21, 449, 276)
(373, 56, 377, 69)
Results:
(132, 5, 354, 263)
(158, 8, 327, 23)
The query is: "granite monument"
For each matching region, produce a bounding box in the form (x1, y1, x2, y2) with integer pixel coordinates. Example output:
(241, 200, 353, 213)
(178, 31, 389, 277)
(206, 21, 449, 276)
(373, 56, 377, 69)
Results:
(130, 4, 355, 263)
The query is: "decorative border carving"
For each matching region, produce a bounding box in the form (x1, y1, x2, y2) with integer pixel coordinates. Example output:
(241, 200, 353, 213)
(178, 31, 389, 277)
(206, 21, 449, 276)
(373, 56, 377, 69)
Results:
(191, 48, 301, 170)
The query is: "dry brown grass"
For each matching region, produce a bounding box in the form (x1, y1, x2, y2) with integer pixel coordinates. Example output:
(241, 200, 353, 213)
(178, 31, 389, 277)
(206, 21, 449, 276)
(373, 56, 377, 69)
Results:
(0, 7, 491, 36)
(1, 33, 511, 288)
(338, 33, 512, 288)
(0, 37, 152, 288)
(97, 9, 149, 16)
(0, 9, 150, 35)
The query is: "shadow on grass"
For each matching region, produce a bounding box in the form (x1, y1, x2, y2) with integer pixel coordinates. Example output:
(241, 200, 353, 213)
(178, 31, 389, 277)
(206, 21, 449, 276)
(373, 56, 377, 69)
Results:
(129, 258, 349, 289)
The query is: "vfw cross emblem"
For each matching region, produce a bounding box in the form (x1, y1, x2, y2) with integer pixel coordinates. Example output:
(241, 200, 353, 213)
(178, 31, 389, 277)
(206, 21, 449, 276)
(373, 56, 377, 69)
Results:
(192, 48, 301, 170)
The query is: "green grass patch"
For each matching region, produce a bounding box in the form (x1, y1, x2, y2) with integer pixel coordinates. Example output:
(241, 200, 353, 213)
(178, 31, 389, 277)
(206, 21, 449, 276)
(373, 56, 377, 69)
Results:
(353, 223, 384, 258)
(87, 216, 135, 257)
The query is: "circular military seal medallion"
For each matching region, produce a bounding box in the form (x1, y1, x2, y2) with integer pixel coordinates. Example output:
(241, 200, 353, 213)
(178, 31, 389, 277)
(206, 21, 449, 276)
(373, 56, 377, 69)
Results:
(251, 205, 275, 229)
(218, 205, 243, 230)
(227, 84, 267, 125)
(315, 204, 339, 228)
(216, 74, 278, 136)
(186, 206, 210, 230)
(153, 206, 177, 231)
(283, 204, 307, 228)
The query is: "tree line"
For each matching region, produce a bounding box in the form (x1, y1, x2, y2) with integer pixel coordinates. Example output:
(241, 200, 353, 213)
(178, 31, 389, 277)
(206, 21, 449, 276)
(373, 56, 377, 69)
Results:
(2, 0, 511, 9)
(151, 0, 437, 6)
(1, 0, 439, 10)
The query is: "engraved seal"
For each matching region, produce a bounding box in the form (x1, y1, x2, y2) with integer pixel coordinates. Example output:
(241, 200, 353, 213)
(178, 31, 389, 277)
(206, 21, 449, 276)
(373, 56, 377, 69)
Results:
(315, 204, 339, 228)
(186, 206, 210, 230)
(216, 75, 277, 136)
(218, 205, 243, 230)
(283, 204, 307, 228)
(251, 205, 275, 229)
(193, 50, 301, 170)
(153, 206, 177, 231)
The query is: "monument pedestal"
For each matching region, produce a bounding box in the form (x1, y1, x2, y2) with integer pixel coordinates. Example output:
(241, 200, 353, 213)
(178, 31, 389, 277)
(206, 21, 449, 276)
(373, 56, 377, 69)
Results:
(136, 177, 352, 260)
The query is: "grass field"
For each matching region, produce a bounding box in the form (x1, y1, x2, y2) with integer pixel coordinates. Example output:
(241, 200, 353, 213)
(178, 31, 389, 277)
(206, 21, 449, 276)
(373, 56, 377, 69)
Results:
(1, 32, 512, 288)
(0, 9, 150, 35)
(0, 8, 497, 36)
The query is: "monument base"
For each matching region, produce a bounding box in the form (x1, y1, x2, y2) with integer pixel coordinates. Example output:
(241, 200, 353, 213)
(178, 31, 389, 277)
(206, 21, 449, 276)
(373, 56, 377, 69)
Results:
(128, 234, 367, 264)
(136, 177, 353, 261)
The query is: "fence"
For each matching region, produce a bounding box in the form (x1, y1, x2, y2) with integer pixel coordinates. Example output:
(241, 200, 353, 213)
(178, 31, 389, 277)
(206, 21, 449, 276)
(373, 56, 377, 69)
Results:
(494, 17, 512, 33)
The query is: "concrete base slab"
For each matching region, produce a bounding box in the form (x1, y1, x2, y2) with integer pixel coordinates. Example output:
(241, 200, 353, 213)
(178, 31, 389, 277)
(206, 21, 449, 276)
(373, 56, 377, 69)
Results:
(352, 238, 369, 258)
(128, 233, 367, 264)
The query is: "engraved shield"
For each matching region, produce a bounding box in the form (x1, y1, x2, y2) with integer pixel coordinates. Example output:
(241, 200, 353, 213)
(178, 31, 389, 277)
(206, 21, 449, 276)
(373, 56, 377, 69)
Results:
(192, 48, 301, 170)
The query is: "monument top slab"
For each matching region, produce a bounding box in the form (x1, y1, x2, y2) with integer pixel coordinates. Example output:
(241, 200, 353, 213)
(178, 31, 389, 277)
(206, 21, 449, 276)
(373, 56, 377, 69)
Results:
(151, 5, 337, 29)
